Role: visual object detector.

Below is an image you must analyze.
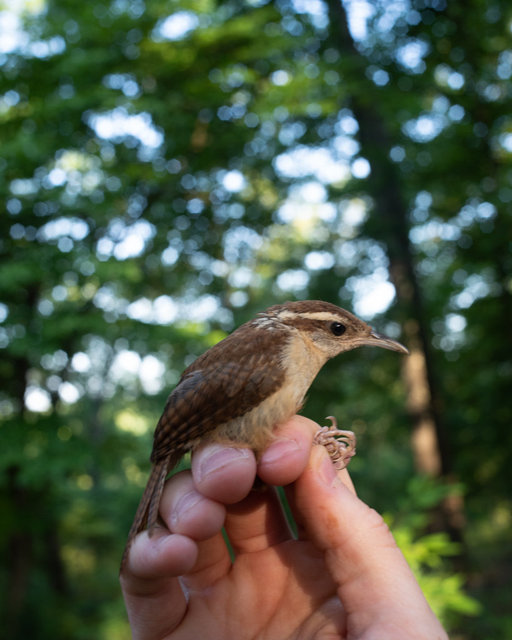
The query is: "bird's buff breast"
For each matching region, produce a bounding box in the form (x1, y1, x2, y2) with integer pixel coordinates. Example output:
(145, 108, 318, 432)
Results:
(212, 337, 325, 455)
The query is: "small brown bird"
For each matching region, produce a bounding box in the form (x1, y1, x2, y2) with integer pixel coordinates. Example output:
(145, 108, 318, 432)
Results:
(121, 300, 408, 569)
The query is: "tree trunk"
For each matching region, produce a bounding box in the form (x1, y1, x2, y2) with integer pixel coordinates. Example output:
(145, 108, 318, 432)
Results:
(325, 0, 467, 544)
(325, 0, 456, 498)
(4, 288, 69, 638)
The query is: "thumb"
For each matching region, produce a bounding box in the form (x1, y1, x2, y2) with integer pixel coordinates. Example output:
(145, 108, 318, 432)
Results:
(294, 445, 448, 640)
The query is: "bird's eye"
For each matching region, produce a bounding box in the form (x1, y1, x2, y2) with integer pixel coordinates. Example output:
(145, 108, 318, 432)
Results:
(330, 322, 346, 336)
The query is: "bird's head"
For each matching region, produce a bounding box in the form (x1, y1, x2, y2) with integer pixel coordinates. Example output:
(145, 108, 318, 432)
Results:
(264, 300, 409, 360)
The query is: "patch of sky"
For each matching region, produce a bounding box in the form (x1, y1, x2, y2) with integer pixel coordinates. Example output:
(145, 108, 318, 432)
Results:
(152, 11, 199, 41)
(96, 219, 155, 261)
(87, 107, 164, 151)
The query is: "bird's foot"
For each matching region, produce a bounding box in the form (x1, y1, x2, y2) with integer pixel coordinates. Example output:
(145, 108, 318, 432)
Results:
(313, 416, 357, 470)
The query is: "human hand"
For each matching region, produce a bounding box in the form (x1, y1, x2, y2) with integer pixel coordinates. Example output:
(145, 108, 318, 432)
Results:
(120, 415, 448, 639)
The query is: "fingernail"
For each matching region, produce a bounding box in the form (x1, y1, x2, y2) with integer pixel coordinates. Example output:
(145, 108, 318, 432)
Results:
(262, 437, 300, 465)
(197, 445, 252, 481)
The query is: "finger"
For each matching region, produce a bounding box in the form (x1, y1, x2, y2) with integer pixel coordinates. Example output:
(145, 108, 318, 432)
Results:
(294, 446, 447, 639)
(191, 443, 257, 503)
(277, 428, 356, 541)
(179, 531, 233, 593)
(222, 415, 316, 553)
(258, 415, 316, 486)
(176, 443, 259, 592)
(120, 530, 195, 640)
(160, 470, 226, 540)
(338, 467, 356, 495)
(223, 486, 293, 554)
(160, 467, 233, 591)
(188, 440, 292, 560)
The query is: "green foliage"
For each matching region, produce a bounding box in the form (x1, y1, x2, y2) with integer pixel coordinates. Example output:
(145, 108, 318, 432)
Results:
(1, 0, 511, 638)
(386, 476, 481, 627)
(396, 529, 480, 622)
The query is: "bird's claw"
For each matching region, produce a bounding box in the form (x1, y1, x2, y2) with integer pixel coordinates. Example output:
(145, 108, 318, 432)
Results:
(313, 416, 357, 470)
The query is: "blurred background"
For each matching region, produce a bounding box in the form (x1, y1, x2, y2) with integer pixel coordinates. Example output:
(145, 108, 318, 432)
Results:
(1, 0, 511, 637)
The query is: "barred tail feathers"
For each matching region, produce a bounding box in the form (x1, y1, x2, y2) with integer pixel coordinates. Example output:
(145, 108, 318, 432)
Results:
(120, 459, 169, 573)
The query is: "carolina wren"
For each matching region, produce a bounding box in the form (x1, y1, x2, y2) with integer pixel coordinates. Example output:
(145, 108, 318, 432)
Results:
(121, 300, 408, 568)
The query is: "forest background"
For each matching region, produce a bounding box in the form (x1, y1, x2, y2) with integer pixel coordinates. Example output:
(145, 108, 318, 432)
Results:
(1, 0, 511, 638)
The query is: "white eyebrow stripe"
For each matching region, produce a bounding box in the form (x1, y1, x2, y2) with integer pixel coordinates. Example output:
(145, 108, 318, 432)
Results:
(277, 311, 344, 322)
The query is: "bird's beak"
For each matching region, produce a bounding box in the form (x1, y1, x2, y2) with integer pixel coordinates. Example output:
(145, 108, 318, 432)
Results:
(362, 329, 409, 355)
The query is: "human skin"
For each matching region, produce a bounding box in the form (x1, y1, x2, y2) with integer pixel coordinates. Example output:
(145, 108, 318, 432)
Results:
(120, 415, 448, 640)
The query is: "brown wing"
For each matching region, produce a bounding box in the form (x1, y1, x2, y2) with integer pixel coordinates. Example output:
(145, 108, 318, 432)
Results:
(150, 324, 288, 464)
